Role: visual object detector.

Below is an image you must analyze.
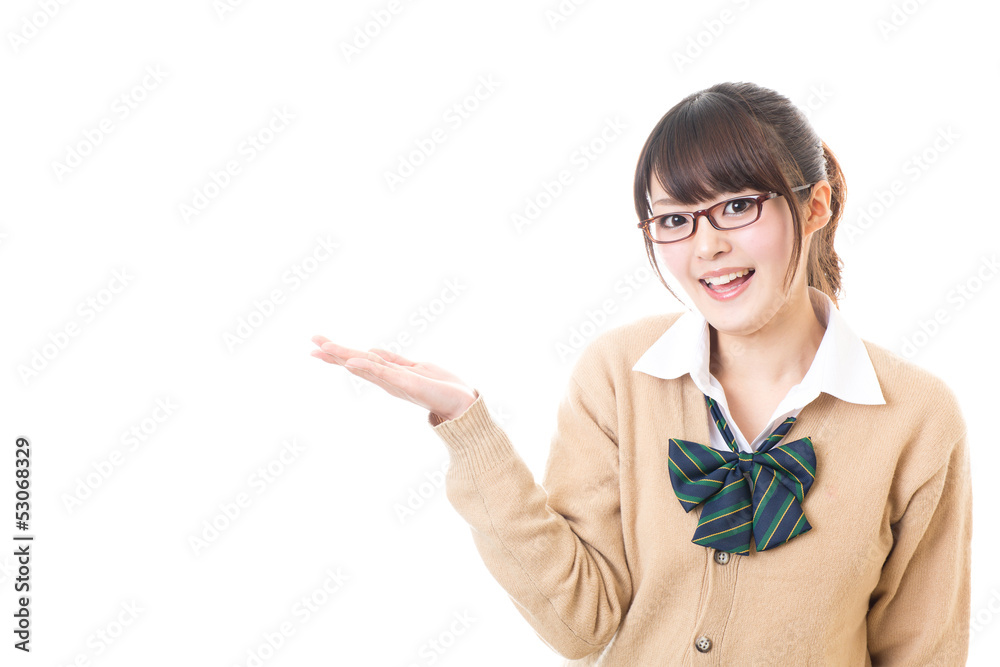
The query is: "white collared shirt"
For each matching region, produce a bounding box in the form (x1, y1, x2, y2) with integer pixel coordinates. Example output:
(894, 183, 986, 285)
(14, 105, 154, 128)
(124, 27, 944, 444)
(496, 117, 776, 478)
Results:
(631, 287, 886, 453)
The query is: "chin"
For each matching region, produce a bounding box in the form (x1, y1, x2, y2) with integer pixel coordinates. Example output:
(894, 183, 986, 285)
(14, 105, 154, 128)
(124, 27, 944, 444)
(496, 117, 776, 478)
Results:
(701, 299, 766, 332)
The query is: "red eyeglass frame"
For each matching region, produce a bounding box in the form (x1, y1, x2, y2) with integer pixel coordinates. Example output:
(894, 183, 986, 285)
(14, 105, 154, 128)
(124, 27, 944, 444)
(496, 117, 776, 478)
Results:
(637, 183, 814, 244)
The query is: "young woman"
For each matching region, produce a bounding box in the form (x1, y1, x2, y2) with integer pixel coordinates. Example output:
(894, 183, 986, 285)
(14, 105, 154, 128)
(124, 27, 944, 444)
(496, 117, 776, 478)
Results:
(310, 81, 972, 665)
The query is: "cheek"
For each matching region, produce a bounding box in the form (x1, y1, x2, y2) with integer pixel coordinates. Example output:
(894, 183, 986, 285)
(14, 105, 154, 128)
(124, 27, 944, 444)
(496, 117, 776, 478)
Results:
(653, 245, 686, 278)
(740, 222, 793, 270)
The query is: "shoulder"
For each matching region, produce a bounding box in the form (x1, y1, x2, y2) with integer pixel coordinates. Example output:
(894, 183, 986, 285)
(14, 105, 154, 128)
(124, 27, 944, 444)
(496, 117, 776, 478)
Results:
(859, 338, 971, 522)
(567, 312, 684, 386)
(861, 337, 967, 446)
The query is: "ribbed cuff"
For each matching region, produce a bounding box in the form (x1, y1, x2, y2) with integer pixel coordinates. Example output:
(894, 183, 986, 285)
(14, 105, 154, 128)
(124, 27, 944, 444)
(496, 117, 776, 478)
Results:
(427, 391, 518, 477)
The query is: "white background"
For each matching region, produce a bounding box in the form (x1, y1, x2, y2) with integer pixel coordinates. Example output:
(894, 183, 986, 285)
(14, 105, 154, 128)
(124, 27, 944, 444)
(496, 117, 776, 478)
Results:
(2, 0, 998, 665)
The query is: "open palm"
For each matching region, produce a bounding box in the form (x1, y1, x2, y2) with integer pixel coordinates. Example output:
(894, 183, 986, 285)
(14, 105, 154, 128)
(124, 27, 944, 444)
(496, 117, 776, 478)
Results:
(309, 336, 479, 423)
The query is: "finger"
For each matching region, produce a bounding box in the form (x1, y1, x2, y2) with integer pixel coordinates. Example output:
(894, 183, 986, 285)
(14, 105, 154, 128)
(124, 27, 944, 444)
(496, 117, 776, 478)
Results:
(311, 343, 417, 401)
(368, 348, 416, 367)
(344, 358, 418, 400)
(312, 336, 338, 355)
(315, 341, 410, 373)
(323, 342, 372, 362)
(365, 350, 418, 374)
(311, 344, 384, 375)
(310, 349, 341, 364)
(318, 340, 370, 364)
(361, 350, 391, 366)
(311, 335, 342, 354)
(366, 353, 441, 380)
(333, 355, 389, 383)
(311, 340, 348, 365)
(348, 355, 418, 389)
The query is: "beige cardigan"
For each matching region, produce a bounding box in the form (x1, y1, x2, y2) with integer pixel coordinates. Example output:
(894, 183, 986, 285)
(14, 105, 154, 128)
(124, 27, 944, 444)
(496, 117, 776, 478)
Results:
(428, 313, 972, 666)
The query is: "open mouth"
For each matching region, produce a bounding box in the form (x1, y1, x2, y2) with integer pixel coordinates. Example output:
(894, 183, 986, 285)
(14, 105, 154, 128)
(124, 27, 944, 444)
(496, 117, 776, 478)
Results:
(700, 269, 755, 295)
(700, 269, 754, 292)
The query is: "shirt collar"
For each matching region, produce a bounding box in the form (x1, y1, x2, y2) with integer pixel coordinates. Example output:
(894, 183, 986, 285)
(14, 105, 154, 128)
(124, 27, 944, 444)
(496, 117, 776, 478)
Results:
(632, 287, 886, 412)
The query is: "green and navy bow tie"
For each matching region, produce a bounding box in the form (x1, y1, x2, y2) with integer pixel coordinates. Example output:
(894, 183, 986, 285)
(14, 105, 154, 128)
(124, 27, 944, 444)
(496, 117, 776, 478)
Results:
(668, 394, 817, 555)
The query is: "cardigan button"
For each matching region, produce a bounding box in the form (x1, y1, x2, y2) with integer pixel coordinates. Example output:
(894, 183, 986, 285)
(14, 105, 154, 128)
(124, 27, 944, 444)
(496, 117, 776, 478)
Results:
(695, 635, 712, 653)
(714, 550, 730, 565)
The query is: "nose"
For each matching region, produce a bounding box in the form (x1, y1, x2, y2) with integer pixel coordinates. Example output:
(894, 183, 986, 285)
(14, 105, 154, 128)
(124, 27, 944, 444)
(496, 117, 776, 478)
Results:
(692, 212, 730, 260)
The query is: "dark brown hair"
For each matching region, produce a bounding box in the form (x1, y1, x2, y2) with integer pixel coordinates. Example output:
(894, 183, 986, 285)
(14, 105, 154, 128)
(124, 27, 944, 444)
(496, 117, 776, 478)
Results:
(633, 81, 846, 308)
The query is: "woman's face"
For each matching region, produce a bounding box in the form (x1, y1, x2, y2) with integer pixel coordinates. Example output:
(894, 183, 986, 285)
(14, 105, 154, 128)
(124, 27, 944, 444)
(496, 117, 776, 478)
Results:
(647, 176, 803, 336)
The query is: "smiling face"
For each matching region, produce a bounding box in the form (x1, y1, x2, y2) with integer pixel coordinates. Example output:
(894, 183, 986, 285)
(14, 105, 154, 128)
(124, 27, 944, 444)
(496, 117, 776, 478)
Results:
(647, 174, 806, 336)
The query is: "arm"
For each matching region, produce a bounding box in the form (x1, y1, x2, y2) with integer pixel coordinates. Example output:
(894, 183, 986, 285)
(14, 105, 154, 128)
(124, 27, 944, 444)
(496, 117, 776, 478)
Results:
(866, 430, 973, 665)
(428, 362, 630, 660)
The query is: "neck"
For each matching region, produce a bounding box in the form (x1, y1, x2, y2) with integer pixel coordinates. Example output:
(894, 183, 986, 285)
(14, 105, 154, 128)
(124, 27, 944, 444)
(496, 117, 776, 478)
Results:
(708, 285, 826, 387)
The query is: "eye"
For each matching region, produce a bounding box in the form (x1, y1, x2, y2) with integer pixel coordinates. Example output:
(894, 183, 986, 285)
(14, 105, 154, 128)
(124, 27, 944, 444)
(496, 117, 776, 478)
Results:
(656, 214, 691, 229)
(722, 197, 756, 217)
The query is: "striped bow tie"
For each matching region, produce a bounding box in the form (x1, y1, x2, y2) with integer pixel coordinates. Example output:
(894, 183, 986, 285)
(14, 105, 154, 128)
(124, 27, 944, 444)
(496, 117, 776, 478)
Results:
(667, 394, 817, 555)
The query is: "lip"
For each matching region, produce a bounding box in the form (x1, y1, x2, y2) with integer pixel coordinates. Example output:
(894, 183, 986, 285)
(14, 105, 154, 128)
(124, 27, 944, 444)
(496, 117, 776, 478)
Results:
(700, 269, 754, 301)
(699, 266, 753, 280)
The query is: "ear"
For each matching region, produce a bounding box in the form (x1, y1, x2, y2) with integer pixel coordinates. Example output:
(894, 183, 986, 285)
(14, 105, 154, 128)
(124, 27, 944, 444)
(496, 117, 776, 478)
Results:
(803, 180, 833, 235)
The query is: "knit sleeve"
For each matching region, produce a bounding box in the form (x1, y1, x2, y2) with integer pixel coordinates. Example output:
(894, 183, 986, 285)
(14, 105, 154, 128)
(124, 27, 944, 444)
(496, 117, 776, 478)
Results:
(427, 358, 630, 660)
(866, 429, 973, 665)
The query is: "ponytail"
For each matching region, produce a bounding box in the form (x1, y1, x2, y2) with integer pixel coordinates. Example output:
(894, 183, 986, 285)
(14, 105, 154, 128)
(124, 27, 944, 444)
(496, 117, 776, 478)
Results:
(806, 142, 846, 308)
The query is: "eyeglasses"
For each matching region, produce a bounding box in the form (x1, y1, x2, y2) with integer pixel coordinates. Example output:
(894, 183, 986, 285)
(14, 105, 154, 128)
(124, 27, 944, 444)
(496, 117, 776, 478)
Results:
(638, 183, 814, 244)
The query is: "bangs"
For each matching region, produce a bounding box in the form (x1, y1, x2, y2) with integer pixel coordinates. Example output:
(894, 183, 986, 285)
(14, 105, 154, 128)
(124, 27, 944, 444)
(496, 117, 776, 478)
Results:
(635, 92, 791, 216)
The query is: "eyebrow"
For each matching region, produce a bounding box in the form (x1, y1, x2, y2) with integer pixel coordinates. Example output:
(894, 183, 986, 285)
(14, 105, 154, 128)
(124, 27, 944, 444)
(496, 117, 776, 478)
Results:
(651, 190, 757, 208)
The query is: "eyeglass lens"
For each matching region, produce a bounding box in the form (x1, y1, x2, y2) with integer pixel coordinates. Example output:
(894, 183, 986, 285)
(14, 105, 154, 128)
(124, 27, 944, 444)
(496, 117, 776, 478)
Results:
(647, 196, 762, 243)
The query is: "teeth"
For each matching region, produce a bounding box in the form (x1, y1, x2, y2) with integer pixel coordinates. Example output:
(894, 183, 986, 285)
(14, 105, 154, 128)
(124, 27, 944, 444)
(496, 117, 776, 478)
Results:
(704, 268, 751, 286)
